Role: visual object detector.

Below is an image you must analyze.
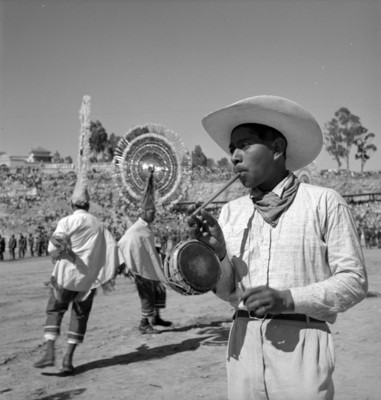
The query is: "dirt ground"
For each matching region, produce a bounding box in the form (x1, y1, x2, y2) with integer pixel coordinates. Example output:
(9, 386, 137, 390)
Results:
(0, 249, 380, 400)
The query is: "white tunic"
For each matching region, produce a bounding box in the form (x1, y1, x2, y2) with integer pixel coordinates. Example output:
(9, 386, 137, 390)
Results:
(118, 218, 165, 282)
(48, 209, 120, 292)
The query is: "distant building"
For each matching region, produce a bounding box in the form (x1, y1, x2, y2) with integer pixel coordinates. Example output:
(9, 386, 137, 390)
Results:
(0, 150, 75, 173)
(0, 147, 52, 170)
(0, 153, 28, 169)
(26, 147, 52, 163)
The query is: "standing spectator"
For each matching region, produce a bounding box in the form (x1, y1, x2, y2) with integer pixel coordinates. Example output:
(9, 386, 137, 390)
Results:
(0, 234, 5, 261)
(188, 95, 367, 400)
(370, 225, 377, 248)
(36, 232, 43, 256)
(154, 232, 162, 254)
(28, 233, 35, 257)
(160, 231, 167, 263)
(44, 232, 50, 256)
(9, 234, 16, 260)
(363, 224, 371, 249)
(18, 233, 27, 259)
(118, 169, 172, 334)
(33, 178, 121, 373)
(159, 232, 167, 263)
(22, 233, 27, 257)
(165, 231, 176, 260)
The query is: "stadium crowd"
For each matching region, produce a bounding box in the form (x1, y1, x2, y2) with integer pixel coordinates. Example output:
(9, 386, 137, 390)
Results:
(1, 166, 381, 262)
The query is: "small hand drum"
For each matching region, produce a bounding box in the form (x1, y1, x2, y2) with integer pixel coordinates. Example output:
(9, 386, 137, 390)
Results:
(163, 239, 221, 295)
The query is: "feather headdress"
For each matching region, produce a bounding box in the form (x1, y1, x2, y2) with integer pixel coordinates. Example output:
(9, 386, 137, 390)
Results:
(141, 167, 155, 210)
(72, 95, 91, 206)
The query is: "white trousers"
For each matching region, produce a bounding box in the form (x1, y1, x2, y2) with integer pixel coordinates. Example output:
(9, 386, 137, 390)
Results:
(227, 317, 335, 400)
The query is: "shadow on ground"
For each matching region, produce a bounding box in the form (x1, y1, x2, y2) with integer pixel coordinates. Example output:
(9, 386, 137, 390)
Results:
(42, 319, 231, 376)
(32, 388, 86, 400)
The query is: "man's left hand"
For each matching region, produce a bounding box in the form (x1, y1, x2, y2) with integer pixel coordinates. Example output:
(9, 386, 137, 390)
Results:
(241, 286, 295, 317)
(186, 206, 227, 261)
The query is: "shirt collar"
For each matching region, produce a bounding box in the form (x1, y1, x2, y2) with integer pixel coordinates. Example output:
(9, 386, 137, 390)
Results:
(273, 171, 293, 197)
(73, 209, 88, 215)
(138, 217, 149, 227)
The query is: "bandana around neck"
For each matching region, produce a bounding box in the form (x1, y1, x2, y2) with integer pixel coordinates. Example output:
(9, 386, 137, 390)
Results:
(250, 173, 300, 228)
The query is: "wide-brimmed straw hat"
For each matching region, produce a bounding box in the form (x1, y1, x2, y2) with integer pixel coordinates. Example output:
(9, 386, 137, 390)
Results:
(202, 95, 323, 171)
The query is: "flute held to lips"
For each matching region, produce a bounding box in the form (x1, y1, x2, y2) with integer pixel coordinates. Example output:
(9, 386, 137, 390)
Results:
(189, 173, 241, 218)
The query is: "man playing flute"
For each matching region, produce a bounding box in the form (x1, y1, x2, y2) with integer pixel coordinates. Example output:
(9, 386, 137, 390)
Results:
(187, 95, 367, 400)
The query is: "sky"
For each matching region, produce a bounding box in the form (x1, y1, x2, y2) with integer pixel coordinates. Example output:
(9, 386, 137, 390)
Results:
(1, 0, 380, 172)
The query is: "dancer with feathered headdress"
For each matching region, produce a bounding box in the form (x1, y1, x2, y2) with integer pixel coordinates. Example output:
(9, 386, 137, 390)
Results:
(118, 167, 173, 334)
(34, 96, 121, 374)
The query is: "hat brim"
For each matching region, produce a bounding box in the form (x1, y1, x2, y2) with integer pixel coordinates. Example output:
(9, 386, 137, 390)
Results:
(202, 95, 323, 171)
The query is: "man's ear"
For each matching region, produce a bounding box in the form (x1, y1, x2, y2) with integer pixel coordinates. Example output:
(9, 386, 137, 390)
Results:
(272, 137, 287, 159)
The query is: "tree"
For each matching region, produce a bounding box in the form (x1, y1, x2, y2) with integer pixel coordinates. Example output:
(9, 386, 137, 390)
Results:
(64, 156, 73, 164)
(217, 157, 233, 171)
(89, 120, 108, 162)
(106, 133, 122, 161)
(191, 145, 207, 168)
(323, 119, 346, 169)
(323, 107, 365, 171)
(354, 130, 377, 172)
(206, 158, 216, 169)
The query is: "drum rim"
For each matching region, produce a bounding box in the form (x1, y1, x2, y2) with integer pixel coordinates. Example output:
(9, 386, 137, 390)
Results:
(163, 239, 221, 295)
(177, 240, 220, 292)
(164, 241, 199, 295)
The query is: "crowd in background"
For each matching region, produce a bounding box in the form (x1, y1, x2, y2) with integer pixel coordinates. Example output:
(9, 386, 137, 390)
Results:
(1, 166, 381, 262)
(350, 201, 381, 249)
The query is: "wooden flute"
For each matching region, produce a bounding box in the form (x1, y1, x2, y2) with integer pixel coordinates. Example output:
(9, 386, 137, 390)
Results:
(189, 173, 241, 217)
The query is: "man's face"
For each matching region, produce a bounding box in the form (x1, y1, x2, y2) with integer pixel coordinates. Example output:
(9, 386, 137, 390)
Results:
(229, 125, 277, 191)
(143, 208, 156, 223)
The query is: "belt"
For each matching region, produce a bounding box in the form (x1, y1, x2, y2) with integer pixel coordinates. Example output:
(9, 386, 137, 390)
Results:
(234, 309, 324, 323)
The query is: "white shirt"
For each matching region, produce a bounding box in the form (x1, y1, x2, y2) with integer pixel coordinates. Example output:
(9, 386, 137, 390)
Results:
(48, 209, 119, 292)
(216, 180, 368, 324)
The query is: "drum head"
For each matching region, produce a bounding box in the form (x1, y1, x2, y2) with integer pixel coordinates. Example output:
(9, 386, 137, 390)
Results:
(177, 241, 221, 293)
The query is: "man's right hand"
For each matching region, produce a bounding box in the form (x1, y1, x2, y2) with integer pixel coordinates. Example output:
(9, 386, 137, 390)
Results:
(116, 263, 135, 279)
(186, 205, 227, 261)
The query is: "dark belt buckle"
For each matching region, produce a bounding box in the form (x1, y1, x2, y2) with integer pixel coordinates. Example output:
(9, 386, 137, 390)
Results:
(248, 310, 263, 320)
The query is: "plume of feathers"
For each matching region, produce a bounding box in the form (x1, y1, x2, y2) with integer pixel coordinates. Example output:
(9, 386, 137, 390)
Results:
(77, 95, 92, 186)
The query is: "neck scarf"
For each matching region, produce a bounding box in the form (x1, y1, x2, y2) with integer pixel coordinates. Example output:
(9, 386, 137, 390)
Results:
(250, 173, 300, 228)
